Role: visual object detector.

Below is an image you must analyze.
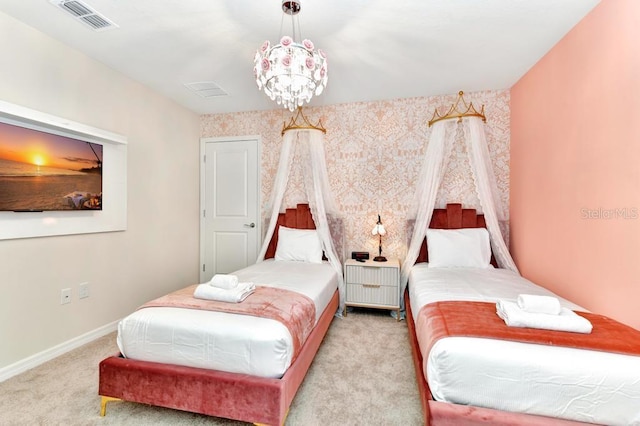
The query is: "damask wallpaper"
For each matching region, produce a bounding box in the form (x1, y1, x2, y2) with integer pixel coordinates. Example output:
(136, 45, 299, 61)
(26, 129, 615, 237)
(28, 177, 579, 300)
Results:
(201, 89, 510, 261)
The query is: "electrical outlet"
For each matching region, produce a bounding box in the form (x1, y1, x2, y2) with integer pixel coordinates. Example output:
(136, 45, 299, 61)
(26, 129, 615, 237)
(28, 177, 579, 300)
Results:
(79, 282, 90, 299)
(60, 288, 71, 305)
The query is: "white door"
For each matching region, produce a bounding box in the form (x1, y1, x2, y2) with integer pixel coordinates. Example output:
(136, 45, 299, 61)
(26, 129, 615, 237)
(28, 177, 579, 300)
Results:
(200, 137, 260, 282)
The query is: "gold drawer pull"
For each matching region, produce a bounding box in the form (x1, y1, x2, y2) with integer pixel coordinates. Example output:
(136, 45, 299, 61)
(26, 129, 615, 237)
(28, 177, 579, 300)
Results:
(362, 284, 381, 289)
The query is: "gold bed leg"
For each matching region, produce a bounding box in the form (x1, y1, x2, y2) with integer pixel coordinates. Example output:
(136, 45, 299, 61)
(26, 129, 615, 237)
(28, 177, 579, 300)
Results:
(254, 408, 289, 426)
(100, 396, 121, 416)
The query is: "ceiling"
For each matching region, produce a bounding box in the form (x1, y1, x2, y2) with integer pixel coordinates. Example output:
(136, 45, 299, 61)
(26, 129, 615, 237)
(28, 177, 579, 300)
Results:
(0, 0, 599, 115)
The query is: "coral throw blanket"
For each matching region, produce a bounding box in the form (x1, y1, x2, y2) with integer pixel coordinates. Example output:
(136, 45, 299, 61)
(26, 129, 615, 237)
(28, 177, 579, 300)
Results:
(141, 284, 316, 360)
(417, 301, 640, 359)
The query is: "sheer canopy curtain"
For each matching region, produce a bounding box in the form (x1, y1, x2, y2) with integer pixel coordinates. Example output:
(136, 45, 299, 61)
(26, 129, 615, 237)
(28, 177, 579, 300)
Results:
(257, 129, 345, 313)
(400, 117, 518, 300)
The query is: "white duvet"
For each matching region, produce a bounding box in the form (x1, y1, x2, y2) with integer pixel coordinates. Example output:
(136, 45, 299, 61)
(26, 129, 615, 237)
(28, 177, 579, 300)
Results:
(409, 264, 640, 426)
(117, 260, 338, 378)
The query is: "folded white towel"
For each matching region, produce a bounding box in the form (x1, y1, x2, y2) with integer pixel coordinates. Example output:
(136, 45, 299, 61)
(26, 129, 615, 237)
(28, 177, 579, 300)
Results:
(517, 294, 562, 315)
(209, 274, 239, 289)
(496, 300, 592, 334)
(194, 282, 255, 303)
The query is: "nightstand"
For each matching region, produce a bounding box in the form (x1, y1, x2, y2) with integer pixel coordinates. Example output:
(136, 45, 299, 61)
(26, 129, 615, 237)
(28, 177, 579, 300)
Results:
(344, 258, 401, 321)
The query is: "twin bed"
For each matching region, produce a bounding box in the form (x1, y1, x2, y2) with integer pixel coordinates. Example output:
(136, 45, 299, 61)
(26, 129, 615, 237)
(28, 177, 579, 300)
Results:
(99, 204, 339, 425)
(406, 204, 640, 425)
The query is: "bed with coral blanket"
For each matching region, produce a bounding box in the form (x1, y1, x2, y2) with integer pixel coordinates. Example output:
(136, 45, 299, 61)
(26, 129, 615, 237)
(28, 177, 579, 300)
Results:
(406, 204, 640, 426)
(99, 204, 340, 425)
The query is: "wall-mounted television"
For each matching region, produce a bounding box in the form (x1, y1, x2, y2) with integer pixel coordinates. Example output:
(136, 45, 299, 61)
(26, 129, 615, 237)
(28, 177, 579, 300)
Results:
(0, 120, 103, 212)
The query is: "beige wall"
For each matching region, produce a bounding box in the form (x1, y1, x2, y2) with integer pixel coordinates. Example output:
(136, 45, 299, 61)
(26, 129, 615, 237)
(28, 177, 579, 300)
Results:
(202, 90, 511, 262)
(0, 12, 201, 369)
(511, 1, 640, 329)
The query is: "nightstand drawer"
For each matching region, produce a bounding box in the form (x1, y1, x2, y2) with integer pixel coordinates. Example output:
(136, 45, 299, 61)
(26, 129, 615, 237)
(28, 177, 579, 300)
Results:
(346, 283, 399, 307)
(345, 265, 398, 287)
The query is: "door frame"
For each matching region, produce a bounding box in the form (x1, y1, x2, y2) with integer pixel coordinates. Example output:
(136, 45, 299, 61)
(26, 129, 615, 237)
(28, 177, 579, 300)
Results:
(199, 135, 262, 282)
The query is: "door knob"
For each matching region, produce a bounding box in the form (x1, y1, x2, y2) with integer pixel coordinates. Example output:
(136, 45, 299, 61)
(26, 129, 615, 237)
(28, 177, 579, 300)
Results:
(244, 223, 256, 228)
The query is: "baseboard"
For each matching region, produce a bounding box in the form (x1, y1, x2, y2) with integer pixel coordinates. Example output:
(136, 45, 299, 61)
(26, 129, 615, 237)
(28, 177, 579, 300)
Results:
(0, 320, 119, 383)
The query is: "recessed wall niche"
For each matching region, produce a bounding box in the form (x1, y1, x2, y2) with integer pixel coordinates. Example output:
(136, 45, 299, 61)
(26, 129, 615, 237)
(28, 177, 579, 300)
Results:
(0, 99, 127, 240)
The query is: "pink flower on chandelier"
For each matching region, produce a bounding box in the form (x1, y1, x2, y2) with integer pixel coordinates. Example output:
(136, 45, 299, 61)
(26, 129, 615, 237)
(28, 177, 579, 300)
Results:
(305, 57, 315, 69)
(280, 36, 293, 47)
(261, 58, 270, 71)
(260, 40, 270, 53)
(317, 49, 327, 59)
(282, 55, 291, 67)
(303, 39, 314, 50)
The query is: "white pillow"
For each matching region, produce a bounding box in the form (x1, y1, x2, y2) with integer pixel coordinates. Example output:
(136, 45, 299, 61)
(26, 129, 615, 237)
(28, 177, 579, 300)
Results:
(426, 228, 491, 268)
(274, 226, 323, 264)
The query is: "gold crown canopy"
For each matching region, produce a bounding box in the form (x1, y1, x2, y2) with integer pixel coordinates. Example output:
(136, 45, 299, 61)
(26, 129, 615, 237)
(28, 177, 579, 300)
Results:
(282, 107, 327, 136)
(428, 91, 486, 127)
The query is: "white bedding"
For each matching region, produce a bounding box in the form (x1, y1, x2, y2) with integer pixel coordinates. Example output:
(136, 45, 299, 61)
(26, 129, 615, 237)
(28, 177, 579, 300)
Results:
(117, 260, 338, 378)
(409, 264, 640, 426)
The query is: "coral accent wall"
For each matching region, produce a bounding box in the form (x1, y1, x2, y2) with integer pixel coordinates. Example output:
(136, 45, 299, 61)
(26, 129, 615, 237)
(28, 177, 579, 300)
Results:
(202, 91, 511, 262)
(511, 0, 640, 329)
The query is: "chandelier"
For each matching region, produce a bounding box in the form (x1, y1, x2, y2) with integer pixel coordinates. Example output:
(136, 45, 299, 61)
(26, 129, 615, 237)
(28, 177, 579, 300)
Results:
(254, 0, 328, 112)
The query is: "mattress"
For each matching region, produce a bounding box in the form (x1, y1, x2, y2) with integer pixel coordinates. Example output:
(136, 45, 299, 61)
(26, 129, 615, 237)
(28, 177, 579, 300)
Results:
(409, 264, 640, 426)
(117, 260, 338, 378)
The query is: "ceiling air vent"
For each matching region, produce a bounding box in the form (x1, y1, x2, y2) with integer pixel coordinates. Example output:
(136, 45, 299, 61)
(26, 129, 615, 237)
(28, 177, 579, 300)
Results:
(184, 81, 229, 98)
(49, 0, 118, 31)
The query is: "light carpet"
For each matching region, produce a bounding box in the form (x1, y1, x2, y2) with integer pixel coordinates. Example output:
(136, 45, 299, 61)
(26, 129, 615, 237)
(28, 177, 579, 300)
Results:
(0, 309, 423, 425)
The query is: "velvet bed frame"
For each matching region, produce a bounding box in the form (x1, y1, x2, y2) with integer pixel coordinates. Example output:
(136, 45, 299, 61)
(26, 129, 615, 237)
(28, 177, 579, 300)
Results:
(406, 203, 590, 426)
(99, 203, 339, 425)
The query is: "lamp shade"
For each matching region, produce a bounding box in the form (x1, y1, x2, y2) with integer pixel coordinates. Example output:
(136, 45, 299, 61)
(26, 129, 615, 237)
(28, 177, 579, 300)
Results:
(372, 223, 386, 236)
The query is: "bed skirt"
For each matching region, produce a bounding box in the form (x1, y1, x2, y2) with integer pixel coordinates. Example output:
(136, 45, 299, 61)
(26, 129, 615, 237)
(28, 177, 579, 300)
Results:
(99, 290, 339, 425)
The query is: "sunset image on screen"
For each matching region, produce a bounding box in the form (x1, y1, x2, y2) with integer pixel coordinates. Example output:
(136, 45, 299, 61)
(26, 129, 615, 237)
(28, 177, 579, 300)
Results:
(32, 154, 45, 167)
(0, 121, 103, 211)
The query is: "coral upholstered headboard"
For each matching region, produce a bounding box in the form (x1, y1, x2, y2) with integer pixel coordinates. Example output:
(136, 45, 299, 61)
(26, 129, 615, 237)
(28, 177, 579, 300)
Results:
(415, 203, 497, 267)
(264, 204, 317, 260)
